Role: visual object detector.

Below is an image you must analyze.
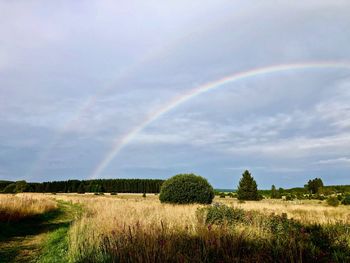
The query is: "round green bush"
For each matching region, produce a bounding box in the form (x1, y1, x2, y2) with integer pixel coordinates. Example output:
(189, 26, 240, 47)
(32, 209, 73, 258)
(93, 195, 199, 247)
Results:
(159, 174, 214, 204)
(342, 195, 350, 205)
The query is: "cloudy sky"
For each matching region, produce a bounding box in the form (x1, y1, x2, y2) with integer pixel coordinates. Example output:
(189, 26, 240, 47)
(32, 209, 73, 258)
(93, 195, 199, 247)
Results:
(1, 1, 350, 189)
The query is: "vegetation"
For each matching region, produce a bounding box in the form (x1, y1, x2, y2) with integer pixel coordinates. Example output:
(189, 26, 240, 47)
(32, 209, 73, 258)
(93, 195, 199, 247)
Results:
(327, 196, 340, 207)
(237, 170, 260, 200)
(1, 174, 350, 263)
(159, 174, 214, 204)
(0, 194, 57, 222)
(270, 184, 280, 199)
(342, 195, 350, 205)
(197, 203, 350, 262)
(0, 179, 164, 194)
(306, 178, 324, 194)
(66, 194, 350, 263)
(1, 193, 350, 262)
(219, 192, 226, 198)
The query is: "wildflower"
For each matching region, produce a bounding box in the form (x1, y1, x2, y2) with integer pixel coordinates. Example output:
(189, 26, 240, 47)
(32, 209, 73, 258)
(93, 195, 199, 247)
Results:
(208, 224, 212, 231)
(158, 239, 166, 247)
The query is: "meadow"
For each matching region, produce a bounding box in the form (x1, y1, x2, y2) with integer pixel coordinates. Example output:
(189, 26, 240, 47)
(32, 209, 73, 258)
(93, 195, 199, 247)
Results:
(0, 193, 349, 262)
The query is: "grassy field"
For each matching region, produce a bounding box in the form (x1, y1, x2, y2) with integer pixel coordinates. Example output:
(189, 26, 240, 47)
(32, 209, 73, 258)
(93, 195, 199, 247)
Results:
(0, 193, 349, 262)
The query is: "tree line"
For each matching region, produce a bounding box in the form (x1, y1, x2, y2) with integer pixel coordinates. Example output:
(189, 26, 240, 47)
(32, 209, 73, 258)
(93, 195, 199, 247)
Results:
(227, 171, 350, 203)
(0, 179, 164, 194)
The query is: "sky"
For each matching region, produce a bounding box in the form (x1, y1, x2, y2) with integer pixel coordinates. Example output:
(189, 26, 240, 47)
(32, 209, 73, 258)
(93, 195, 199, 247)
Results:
(1, 1, 350, 189)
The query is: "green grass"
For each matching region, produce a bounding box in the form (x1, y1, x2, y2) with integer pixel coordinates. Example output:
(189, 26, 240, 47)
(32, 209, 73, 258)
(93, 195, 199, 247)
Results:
(38, 226, 69, 263)
(0, 200, 81, 263)
(37, 201, 82, 263)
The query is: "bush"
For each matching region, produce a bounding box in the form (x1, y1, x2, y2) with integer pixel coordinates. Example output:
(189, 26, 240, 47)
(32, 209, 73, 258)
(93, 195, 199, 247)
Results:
(110, 192, 118, 196)
(197, 203, 245, 225)
(227, 192, 234, 198)
(315, 194, 326, 201)
(285, 194, 296, 201)
(327, 196, 340, 207)
(219, 192, 226, 198)
(159, 174, 214, 204)
(342, 195, 350, 205)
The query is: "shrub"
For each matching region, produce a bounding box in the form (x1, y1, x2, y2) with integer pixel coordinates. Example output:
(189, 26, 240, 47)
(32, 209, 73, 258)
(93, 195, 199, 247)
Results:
(327, 196, 340, 207)
(219, 192, 226, 198)
(285, 194, 296, 201)
(159, 174, 214, 204)
(197, 203, 245, 225)
(110, 192, 117, 196)
(315, 194, 326, 201)
(341, 195, 350, 205)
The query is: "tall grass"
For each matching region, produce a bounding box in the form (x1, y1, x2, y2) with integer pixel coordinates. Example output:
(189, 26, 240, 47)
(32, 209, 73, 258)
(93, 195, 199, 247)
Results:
(66, 195, 350, 262)
(224, 198, 350, 224)
(0, 194, 57, 222)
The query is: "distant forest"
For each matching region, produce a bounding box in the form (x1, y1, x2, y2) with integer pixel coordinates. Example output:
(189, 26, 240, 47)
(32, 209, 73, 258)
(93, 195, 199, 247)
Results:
(1, 179, 350, 196)
(0, 179, 164, 194)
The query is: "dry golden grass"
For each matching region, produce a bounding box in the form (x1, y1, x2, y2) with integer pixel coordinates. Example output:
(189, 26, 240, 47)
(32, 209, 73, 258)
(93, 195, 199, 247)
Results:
(62, 194, 350, 262)
(61, 193, 350, 262)
(0, 193, 58, 222)
(218, 198, 350, 224)
(2, 193, 349, 262)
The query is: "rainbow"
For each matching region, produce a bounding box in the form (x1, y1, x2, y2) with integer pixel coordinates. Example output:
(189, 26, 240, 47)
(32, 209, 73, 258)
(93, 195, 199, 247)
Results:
(89, 61, 350, 179)
(24, 27, 216, 181)
(24, 15, 256, 181)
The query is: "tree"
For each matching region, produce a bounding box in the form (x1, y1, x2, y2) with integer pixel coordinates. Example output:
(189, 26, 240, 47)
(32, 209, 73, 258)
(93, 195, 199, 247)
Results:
(271, 185, 279, 199)
(159, 174, 214, 204)
(3, 183, 16, 193)
(77, 183, 85, 194)
(15, 180, 29, 193)
(306, 178, 324, 194)
(237, 170, 259, 201)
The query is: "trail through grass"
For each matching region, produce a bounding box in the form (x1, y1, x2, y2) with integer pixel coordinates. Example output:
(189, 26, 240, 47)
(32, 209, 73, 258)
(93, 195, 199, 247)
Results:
(0, 200, 81, 263)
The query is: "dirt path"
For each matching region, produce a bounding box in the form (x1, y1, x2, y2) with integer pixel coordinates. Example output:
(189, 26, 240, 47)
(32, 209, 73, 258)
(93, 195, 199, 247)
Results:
(0, 201, 80, 263)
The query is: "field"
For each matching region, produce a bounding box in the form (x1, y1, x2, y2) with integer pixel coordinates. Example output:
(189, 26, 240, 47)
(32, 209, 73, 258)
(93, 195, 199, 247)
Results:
(0, 193, 349, 262)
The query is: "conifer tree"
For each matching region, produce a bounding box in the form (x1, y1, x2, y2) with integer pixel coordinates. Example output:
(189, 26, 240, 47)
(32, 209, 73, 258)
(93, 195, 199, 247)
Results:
(237, 170, 259, 200)
(271, 184, 279, 199)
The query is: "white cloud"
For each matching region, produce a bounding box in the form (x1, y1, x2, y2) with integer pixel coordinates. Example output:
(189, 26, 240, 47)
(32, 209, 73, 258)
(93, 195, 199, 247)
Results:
(315, 157, 350, 165)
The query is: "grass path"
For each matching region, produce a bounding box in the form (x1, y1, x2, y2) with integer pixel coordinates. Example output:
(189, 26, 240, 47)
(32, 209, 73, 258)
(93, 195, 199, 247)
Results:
(0, 200, 81, 263)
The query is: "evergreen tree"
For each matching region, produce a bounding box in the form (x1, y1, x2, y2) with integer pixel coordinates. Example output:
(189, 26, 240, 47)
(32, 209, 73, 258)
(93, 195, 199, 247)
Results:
(271, 185, 279, 199)
(306, 178, 324, 194)
(77, 183, 85, 194)
(237, 170, 259, 201)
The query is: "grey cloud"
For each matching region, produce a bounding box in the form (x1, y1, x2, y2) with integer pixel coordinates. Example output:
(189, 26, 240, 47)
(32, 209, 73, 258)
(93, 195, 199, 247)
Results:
(0, 1, 350, 188)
